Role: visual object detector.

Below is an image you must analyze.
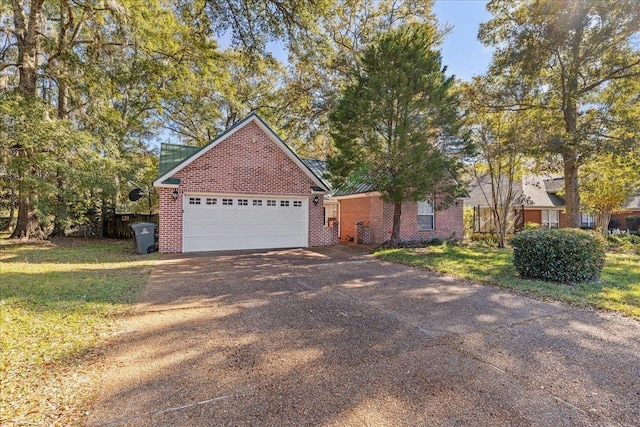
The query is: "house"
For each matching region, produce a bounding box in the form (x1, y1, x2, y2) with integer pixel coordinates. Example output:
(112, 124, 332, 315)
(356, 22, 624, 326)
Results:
(332, 182, 464, 245)
(466, 174, 640, 232)
(153, 113, 337, 253)
(610, 196, 640, 229)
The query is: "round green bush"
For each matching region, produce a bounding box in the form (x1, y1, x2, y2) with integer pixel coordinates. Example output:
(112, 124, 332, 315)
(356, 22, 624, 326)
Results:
(510, 229, 605, 283)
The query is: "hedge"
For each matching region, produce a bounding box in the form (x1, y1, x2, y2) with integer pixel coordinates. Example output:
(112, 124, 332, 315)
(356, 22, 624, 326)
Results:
(511, 229, 605, 283)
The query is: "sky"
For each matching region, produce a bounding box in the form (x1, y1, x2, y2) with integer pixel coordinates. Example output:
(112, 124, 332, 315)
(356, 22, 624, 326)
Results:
(260, 1, 493, 81)
(433, 0, 493, 81)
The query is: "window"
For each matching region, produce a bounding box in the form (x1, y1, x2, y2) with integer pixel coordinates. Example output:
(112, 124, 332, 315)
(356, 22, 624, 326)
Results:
(222, 198, 233, 206)
(280, 200, 290, 207)
(237, 199, 248, 206)
(206, 198, 217, 205)
(542, 210, 559, 228)
(417, 200, 434, 230)
(581, 213, 595, 228)
(189, 197, 201, 205)
(267, 200, 276, 207)
(253, 199, 263, 206)
(293, 200, 302, 207)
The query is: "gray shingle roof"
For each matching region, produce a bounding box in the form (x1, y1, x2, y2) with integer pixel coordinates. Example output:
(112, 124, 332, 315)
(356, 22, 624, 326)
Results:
(464, 174, 565, 208)
(625, 195, 640, 209)
(465, 174, 524, 207)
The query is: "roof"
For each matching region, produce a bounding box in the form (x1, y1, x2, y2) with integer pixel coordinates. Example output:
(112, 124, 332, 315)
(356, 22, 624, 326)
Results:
(158, 143, 201, 177)
(153, 113, 330, 192)
(522, 176, 565, 207)
(542, 177, 564, 193)
(333, 181, 376, 197)
(625, 195, 640, 209)
(465, 174, 524, 207)
(464, 174, 565, 208)
(301, 159, 331, 191)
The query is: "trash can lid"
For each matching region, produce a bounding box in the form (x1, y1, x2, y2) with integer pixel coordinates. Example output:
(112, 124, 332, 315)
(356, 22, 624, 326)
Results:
(130, 222, 157, 229)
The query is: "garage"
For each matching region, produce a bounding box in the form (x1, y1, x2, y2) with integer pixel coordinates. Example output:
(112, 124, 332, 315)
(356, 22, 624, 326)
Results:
(154, 113, 333, 253)
(182, 194, 308, 252)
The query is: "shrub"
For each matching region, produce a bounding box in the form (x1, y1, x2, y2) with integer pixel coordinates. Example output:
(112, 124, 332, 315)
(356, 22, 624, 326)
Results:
(524, 221, 541, 230)
(626, 215, 640, 231)
(608, 217, 621, 229)
(511, 229, 605, 282)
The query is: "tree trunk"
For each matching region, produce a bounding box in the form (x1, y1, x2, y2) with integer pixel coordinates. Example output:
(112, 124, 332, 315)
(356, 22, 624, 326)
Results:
(563, 152, 580, 228)
(10, 0, 47, 240)
(50, 171, 68, 237)
(3, 188, 16, 232)
(10, 193, 45, 239)
(390, 201, 402, 247)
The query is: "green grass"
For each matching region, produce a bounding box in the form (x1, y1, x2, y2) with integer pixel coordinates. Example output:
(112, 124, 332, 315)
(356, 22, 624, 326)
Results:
(376, 244, 640, 318)
(0, 238, 158, 425)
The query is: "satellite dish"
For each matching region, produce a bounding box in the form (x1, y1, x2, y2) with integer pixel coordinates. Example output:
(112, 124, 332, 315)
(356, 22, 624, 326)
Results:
(128, 188, 144, 202)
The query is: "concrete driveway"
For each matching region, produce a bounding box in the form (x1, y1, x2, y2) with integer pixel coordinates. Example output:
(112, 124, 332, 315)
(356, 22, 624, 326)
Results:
(88, 245, 640, 426)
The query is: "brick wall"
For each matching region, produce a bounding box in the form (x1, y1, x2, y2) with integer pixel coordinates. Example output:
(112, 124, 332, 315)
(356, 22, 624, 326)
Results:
(157, 121, 328, 253)
(338, 194, 464, 245)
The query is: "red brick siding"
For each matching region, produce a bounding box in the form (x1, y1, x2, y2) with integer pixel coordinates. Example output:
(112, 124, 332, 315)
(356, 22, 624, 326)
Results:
(339, 197, 372, 241)
(524, 209, 566, 228)
(611, 210, 640, 229)
(338, 194, 464, 244)
(158, 188, 183, 253)
(157, 121, 327, 253)
(523, 209, 541, 225)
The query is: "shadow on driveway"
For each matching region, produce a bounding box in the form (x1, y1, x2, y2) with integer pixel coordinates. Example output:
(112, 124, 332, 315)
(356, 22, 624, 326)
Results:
(88, 245, 640, 426)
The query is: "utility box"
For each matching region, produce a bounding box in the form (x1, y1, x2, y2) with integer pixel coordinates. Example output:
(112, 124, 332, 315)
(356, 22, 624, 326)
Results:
(130, 222, 157, 254)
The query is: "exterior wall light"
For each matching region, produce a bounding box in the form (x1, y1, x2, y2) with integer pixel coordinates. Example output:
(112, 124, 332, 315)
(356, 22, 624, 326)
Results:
(313, 195, 320, 205)
(172, 188, 179, 201)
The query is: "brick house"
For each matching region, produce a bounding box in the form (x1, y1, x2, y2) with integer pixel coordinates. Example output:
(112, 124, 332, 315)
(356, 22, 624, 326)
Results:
(332, 183, 464, 245)
(467, 174, 640, 232)
(153, 113, 336, 253)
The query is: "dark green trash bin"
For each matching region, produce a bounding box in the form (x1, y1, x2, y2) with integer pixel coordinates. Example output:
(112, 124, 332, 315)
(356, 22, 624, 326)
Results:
(130, 222, 157, 254)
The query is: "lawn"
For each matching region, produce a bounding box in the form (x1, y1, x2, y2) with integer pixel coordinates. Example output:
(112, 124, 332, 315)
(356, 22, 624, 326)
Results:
(376, 244, 640, 319)
(0, 238, 157, 426)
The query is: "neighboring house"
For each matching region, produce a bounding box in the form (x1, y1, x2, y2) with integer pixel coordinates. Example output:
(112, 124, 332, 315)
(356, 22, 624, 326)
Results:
(467, 174, 639, 232)
(611, 196, 640, 229)
(153, 113, 336, 253)
(332, 182, 464, 245)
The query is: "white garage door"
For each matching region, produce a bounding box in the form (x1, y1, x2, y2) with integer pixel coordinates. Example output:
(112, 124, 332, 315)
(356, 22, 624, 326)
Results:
(182, 195, 308, 252)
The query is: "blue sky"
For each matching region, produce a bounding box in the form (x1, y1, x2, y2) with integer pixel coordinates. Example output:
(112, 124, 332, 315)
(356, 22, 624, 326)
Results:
(433, 0, 492, 81)
(261, 1, 493, 81)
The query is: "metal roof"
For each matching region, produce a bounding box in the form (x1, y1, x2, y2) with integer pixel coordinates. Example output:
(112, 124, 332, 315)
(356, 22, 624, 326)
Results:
(155, 114, 330, 192)
(158, 143, 200, 177)
(301, 159, 332, 190)
(333, 181, 376, 197)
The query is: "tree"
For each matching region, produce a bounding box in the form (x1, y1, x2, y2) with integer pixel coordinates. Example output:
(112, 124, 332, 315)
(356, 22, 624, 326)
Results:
(461, 77, 530, 248)
(328, 24, 466, 247)
(580, 152, 640, 232)
(479, 0, 640, 227)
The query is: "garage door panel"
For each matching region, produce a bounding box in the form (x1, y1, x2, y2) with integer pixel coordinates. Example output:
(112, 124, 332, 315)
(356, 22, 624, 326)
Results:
(182, 195, 308, 252)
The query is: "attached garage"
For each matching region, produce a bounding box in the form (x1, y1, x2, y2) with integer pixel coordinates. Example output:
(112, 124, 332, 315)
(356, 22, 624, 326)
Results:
(153, 113, 336, 253)
(182, 194, 308, 252)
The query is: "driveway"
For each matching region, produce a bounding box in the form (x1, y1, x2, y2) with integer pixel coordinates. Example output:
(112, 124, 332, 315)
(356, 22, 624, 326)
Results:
(88, 245, 640, 426)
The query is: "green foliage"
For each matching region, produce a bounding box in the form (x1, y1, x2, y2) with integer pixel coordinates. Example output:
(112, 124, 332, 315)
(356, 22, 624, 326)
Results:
(580, 153, 640, 230)
(524, 221, 541, 230)
(606, 233, 640, 255)
(0, 239, 156, 424)
(626, 216, 640, 231)
(328, 23, 466, 245)
(479, 0, 640, 226)
(511, 229, 605, 282)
